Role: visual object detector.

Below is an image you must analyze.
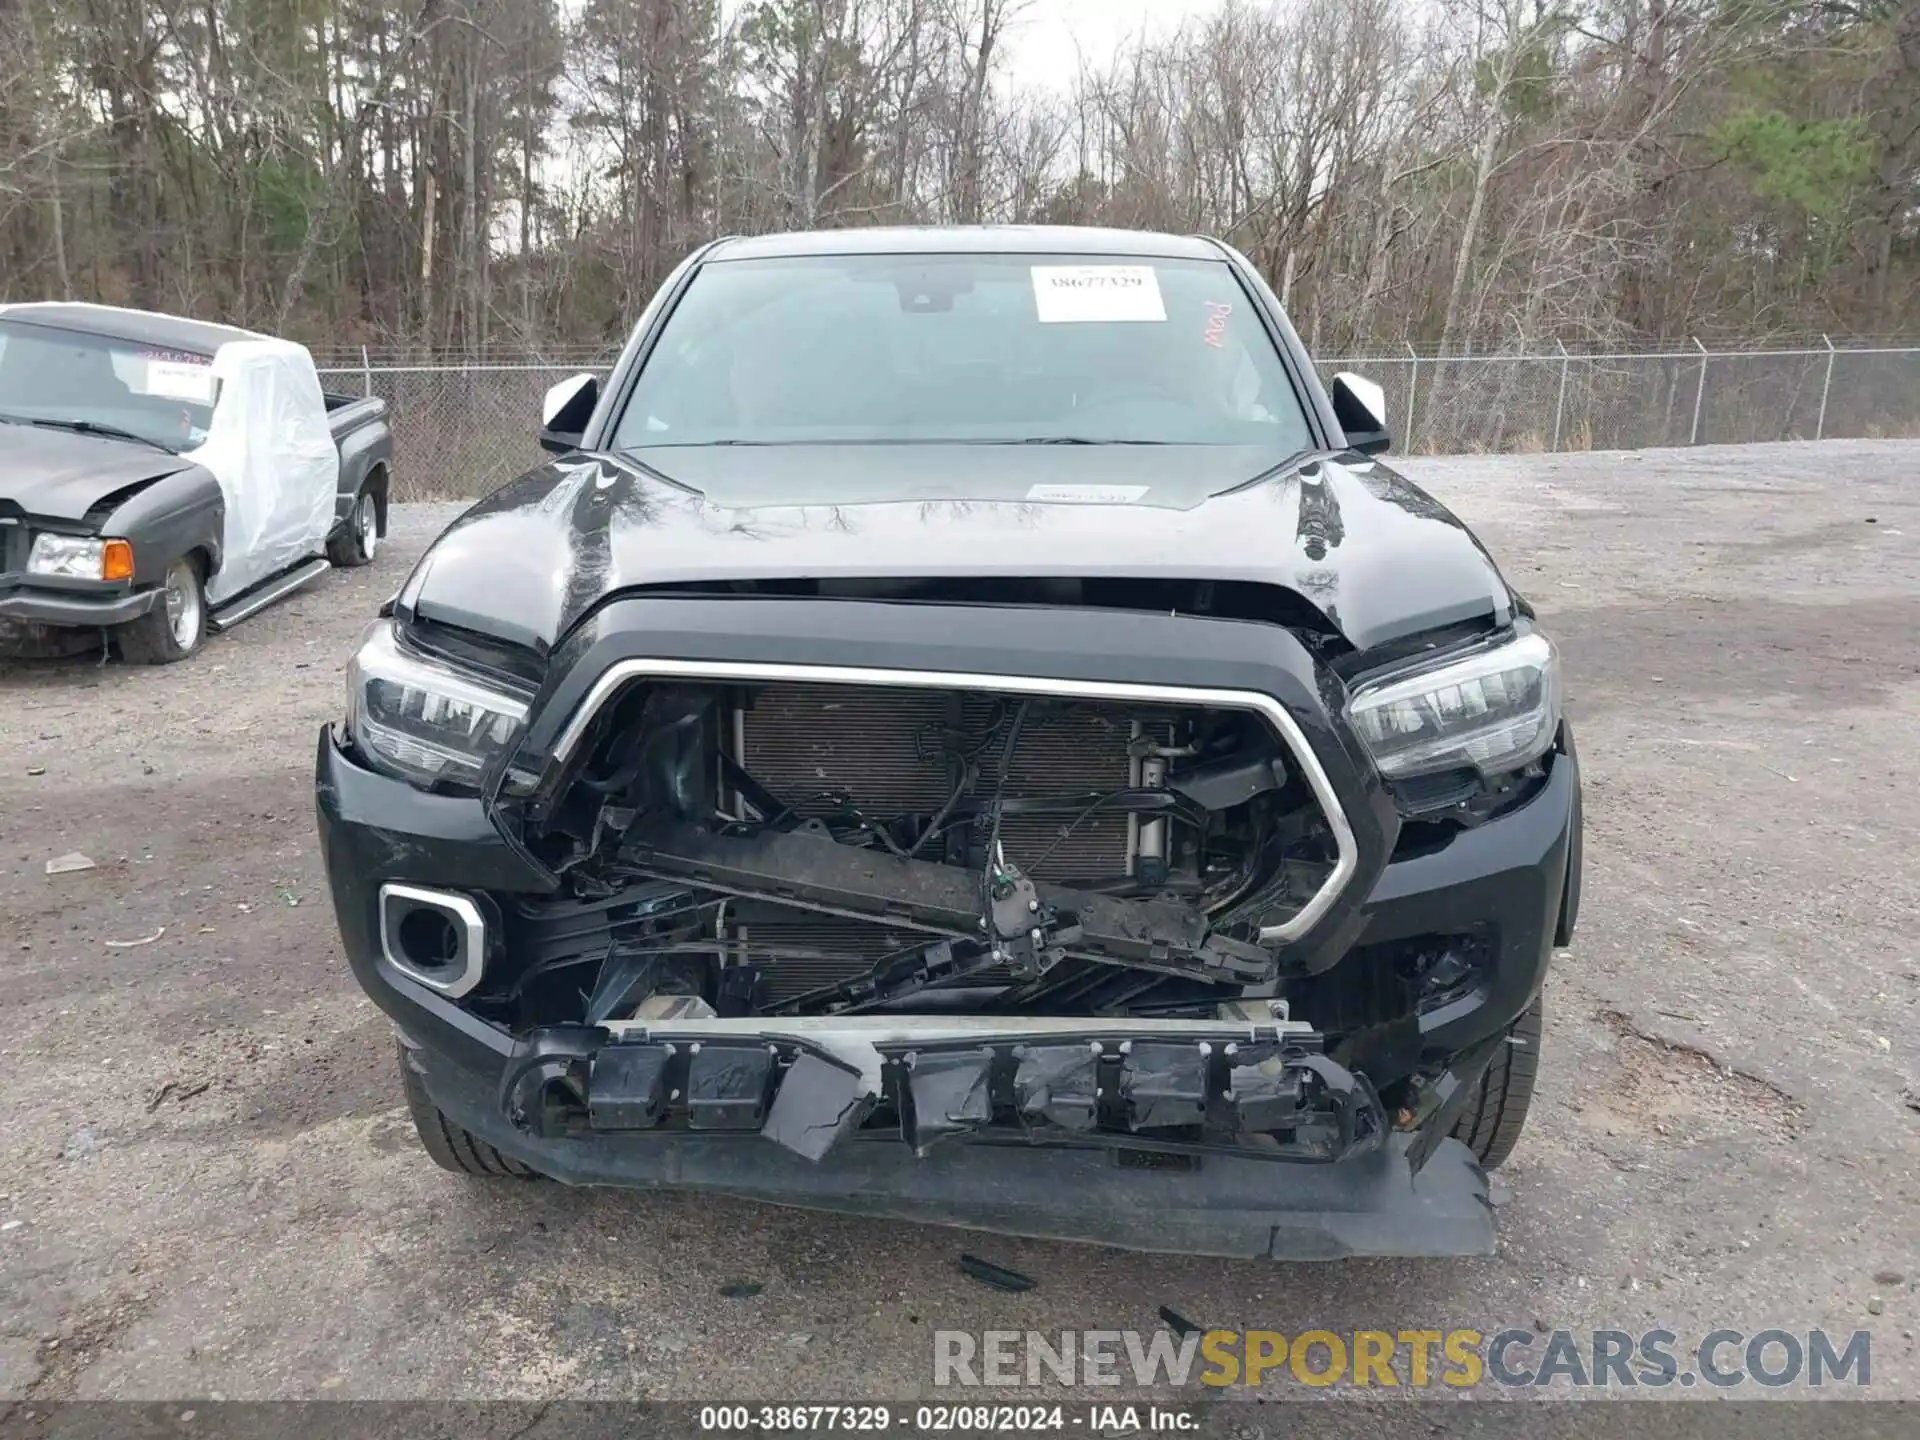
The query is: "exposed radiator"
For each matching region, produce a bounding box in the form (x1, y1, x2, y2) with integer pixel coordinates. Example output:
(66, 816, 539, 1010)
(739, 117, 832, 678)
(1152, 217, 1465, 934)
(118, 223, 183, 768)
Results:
(735, 682, 1140, 1001)
(737, 683, 1133, 881)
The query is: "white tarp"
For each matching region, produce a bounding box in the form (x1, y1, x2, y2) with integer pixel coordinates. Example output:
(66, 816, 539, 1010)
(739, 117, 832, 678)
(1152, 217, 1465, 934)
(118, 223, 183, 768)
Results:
(184, 339, 338, 605)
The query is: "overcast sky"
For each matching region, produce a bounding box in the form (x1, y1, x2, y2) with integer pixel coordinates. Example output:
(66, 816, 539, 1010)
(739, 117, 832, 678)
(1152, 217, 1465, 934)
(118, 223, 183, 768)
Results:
(709, 0, 1224, 93)
(1000, 0, 1221, 90)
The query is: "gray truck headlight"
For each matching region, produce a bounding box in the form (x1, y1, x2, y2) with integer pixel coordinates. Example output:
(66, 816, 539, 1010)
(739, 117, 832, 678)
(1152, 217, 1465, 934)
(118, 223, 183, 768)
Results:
(30, 534, 132, 580)
(345, 622, 529, 789)
(1346, 630, 1560, 781)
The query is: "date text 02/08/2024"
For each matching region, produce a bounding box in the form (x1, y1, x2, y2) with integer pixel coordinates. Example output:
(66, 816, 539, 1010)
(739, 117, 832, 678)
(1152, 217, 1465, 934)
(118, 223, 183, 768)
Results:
(696, 1404, 1199, 1433)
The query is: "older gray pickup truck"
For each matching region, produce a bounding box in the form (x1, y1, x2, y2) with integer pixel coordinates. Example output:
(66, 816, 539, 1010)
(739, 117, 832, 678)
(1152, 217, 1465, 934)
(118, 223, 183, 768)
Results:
(0, 303, 392, 663)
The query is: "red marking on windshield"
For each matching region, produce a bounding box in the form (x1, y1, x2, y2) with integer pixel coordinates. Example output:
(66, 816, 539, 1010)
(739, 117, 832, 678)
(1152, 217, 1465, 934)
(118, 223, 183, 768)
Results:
(1203, 302, 1233, 349)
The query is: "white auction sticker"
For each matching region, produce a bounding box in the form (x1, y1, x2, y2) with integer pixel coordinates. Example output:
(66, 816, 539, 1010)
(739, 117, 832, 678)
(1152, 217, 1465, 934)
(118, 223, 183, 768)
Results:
(143, 359, 216, 404)
(1030, 265, 1167, 324)
(1025, 483, 1150, 504)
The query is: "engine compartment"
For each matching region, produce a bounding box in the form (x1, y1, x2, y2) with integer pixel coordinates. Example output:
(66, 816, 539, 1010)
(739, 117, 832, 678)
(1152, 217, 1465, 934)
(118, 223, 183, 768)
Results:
(500, 677, 1346, 1030)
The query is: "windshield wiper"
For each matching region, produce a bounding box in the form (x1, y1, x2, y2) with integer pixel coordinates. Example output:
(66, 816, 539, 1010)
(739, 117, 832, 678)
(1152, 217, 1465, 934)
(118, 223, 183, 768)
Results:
(1006, 437, 1177, 446)
(11, 416, 178, 454)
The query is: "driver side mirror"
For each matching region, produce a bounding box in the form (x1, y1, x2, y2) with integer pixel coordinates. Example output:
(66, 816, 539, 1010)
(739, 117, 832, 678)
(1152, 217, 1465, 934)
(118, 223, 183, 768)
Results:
(1330, 372, 1391, 456)
(540, 373, 599, 454)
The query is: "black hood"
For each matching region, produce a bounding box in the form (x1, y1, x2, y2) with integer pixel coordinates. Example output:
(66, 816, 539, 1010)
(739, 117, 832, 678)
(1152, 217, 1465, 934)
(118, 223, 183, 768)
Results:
(0, 422, 190, 523)
(403, 444, 1515, 655)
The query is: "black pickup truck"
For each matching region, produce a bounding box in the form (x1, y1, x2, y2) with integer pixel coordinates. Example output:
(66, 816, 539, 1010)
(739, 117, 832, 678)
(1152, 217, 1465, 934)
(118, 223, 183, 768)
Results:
(0, 303, 392, 663)
(318, 227, 1580, 1260)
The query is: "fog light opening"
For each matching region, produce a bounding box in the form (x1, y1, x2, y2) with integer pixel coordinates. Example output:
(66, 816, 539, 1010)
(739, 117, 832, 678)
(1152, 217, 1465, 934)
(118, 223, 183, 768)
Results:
(378, 883, 485, 998)
(398, 907, 460, 968)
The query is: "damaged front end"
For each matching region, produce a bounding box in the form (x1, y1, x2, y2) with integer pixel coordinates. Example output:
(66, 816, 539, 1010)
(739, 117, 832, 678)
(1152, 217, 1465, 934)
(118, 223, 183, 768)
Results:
(501, 1014, 1381, 1167)
(320, 598, 1574, 1257)
(463, 664, 1408, 1173)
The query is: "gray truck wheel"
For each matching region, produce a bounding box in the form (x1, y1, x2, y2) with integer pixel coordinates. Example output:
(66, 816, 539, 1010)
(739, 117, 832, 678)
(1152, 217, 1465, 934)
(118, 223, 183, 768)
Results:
(1450, 996, 1543, 1169)
(397, 1043, 539, 1179)
(118, 556, 206, 665)
(328, 488, 380, 568)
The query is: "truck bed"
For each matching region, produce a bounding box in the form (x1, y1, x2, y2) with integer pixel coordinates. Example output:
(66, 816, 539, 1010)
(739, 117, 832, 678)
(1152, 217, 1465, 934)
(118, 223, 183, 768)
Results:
(324, 391, 388, 439)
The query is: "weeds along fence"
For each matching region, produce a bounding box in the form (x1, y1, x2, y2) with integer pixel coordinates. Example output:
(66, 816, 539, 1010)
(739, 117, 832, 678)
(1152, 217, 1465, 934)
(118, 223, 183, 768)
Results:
(313, 342, 1920, 502)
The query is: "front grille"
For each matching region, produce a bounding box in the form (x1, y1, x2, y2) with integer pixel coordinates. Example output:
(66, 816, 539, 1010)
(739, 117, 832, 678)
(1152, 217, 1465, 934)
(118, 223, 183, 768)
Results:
(0, 507, 26, 580)
(735, 681, 1148, 1003)
(739, 683, 1134, 881)
(531, 663, 1357, 1019)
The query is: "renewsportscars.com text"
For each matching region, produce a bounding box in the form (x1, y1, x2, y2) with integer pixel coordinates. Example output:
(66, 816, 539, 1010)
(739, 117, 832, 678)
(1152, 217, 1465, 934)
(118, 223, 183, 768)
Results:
(933, 1328, 1872, 1390)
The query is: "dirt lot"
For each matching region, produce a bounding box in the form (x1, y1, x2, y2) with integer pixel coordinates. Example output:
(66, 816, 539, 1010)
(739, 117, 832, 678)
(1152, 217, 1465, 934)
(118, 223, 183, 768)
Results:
(1, 440, 1917, 1410)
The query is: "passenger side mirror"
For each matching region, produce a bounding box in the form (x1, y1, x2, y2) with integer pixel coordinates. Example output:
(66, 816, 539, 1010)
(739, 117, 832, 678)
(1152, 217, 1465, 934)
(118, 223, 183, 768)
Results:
(1330, 372, 1391, 456)
(540, 373, 599, 454)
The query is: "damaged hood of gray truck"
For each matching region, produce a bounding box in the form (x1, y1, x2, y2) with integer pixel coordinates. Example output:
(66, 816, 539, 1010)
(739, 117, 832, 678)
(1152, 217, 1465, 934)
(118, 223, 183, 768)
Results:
(403, 442, 1516, 654)
(0, 421, 195, 522)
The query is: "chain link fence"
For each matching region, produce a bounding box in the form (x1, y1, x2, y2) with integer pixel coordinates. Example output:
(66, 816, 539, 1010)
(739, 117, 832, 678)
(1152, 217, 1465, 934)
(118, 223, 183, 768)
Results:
(316, 343, 1920, 502)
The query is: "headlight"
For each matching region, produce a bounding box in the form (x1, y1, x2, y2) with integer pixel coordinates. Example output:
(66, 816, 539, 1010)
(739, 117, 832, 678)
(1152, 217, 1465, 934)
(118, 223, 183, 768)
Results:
(29, 534, 133, 581)
(1346, 630, 1560, 781)
(345, 622, 530, 789)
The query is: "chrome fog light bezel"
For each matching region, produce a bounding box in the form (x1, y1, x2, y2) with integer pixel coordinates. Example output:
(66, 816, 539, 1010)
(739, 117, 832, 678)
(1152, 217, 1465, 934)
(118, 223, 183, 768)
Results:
(378, 882, 487, 998)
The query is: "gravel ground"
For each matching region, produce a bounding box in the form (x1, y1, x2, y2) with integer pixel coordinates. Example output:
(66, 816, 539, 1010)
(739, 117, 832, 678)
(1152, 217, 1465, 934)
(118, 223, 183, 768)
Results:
(1, 440, 1916, 1416)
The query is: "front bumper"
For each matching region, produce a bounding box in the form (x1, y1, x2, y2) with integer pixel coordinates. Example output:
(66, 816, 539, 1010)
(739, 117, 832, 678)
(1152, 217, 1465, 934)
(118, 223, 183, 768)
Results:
(0, 583, 160, 628)
(417, 1037, 1494, 1258)
(318, 701, 1576, 1257)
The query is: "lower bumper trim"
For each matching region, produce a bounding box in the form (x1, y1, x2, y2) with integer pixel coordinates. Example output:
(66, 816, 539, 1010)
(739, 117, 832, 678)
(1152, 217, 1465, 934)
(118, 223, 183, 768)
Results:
(417, 1044, 1492, 1259)
(0, 586, 159, 627)
(500, 1016, 1384, 1169)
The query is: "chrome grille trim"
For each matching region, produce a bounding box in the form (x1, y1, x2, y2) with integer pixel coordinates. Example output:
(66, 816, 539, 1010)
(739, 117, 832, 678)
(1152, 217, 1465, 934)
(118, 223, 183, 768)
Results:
(545, 660, 1358, 945)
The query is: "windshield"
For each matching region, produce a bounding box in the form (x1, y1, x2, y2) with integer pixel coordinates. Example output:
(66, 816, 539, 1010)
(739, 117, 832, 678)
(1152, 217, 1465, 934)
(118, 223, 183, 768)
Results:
(0, 319, 219, 451)
(613, 253, 1314, 451)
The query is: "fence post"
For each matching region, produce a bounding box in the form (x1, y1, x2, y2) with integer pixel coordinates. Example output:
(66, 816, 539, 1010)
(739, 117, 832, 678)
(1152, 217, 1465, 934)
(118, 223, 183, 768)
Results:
(1552, 341, 1570, 452)
(1689, 337, 1708, 446)
(361, 345, 372, 399)
(1816, 334, 1835, 441)
(1404, 341, 1420, 453)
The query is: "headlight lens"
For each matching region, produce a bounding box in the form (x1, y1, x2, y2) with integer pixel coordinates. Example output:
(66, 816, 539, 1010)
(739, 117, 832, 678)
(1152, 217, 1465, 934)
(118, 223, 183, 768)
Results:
(345, 622, 530, 789)
(1347, 630, 1560, 781)
(29, 534, 107, 579)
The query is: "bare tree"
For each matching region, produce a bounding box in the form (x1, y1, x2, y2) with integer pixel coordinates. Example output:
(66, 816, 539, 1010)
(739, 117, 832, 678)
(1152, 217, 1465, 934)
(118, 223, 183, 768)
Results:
(0, 0, 1909, 351)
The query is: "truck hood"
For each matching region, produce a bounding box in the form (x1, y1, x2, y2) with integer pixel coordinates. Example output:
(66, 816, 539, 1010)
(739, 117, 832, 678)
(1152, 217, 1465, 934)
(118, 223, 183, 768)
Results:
(405, 444, 1514, 654)
(0, 423, 190, 523)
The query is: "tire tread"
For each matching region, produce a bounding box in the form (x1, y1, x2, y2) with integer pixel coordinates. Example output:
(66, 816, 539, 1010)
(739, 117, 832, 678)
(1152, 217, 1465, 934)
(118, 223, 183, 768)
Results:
(1449, 996, 1543, 1169)
(398, 1043, 537, 1179)
(327, 489, 378, 568)
(117, 557, 203, 665)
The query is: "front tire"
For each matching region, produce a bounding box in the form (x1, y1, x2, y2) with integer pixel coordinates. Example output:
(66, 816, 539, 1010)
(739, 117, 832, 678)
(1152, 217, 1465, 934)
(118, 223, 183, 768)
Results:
(118, 556, 206, 665)
(327, 487, 380, 568)
(1450, 995, 1543, 1169)
(397, 1043, 539, 1179)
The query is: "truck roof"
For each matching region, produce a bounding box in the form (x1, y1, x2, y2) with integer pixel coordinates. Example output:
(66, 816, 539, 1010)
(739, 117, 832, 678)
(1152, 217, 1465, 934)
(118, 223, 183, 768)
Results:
(708, 226, 1229, 263)
(0, 302, 265, 358)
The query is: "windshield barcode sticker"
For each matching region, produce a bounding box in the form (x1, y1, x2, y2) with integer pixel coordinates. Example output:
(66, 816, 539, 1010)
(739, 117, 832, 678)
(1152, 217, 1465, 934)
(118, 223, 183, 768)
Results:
(1026, 484, 1150, 504)
(142, 359, 216, 403)
(1031, 266, 1167, 324)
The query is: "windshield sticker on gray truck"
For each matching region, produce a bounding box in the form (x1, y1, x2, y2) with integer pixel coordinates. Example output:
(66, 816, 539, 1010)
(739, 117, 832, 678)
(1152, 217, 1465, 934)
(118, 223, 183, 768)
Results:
(1030, 265, 1167, 324)
(141, 358, 216, 403)
(1026, 483, 1150, 504)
